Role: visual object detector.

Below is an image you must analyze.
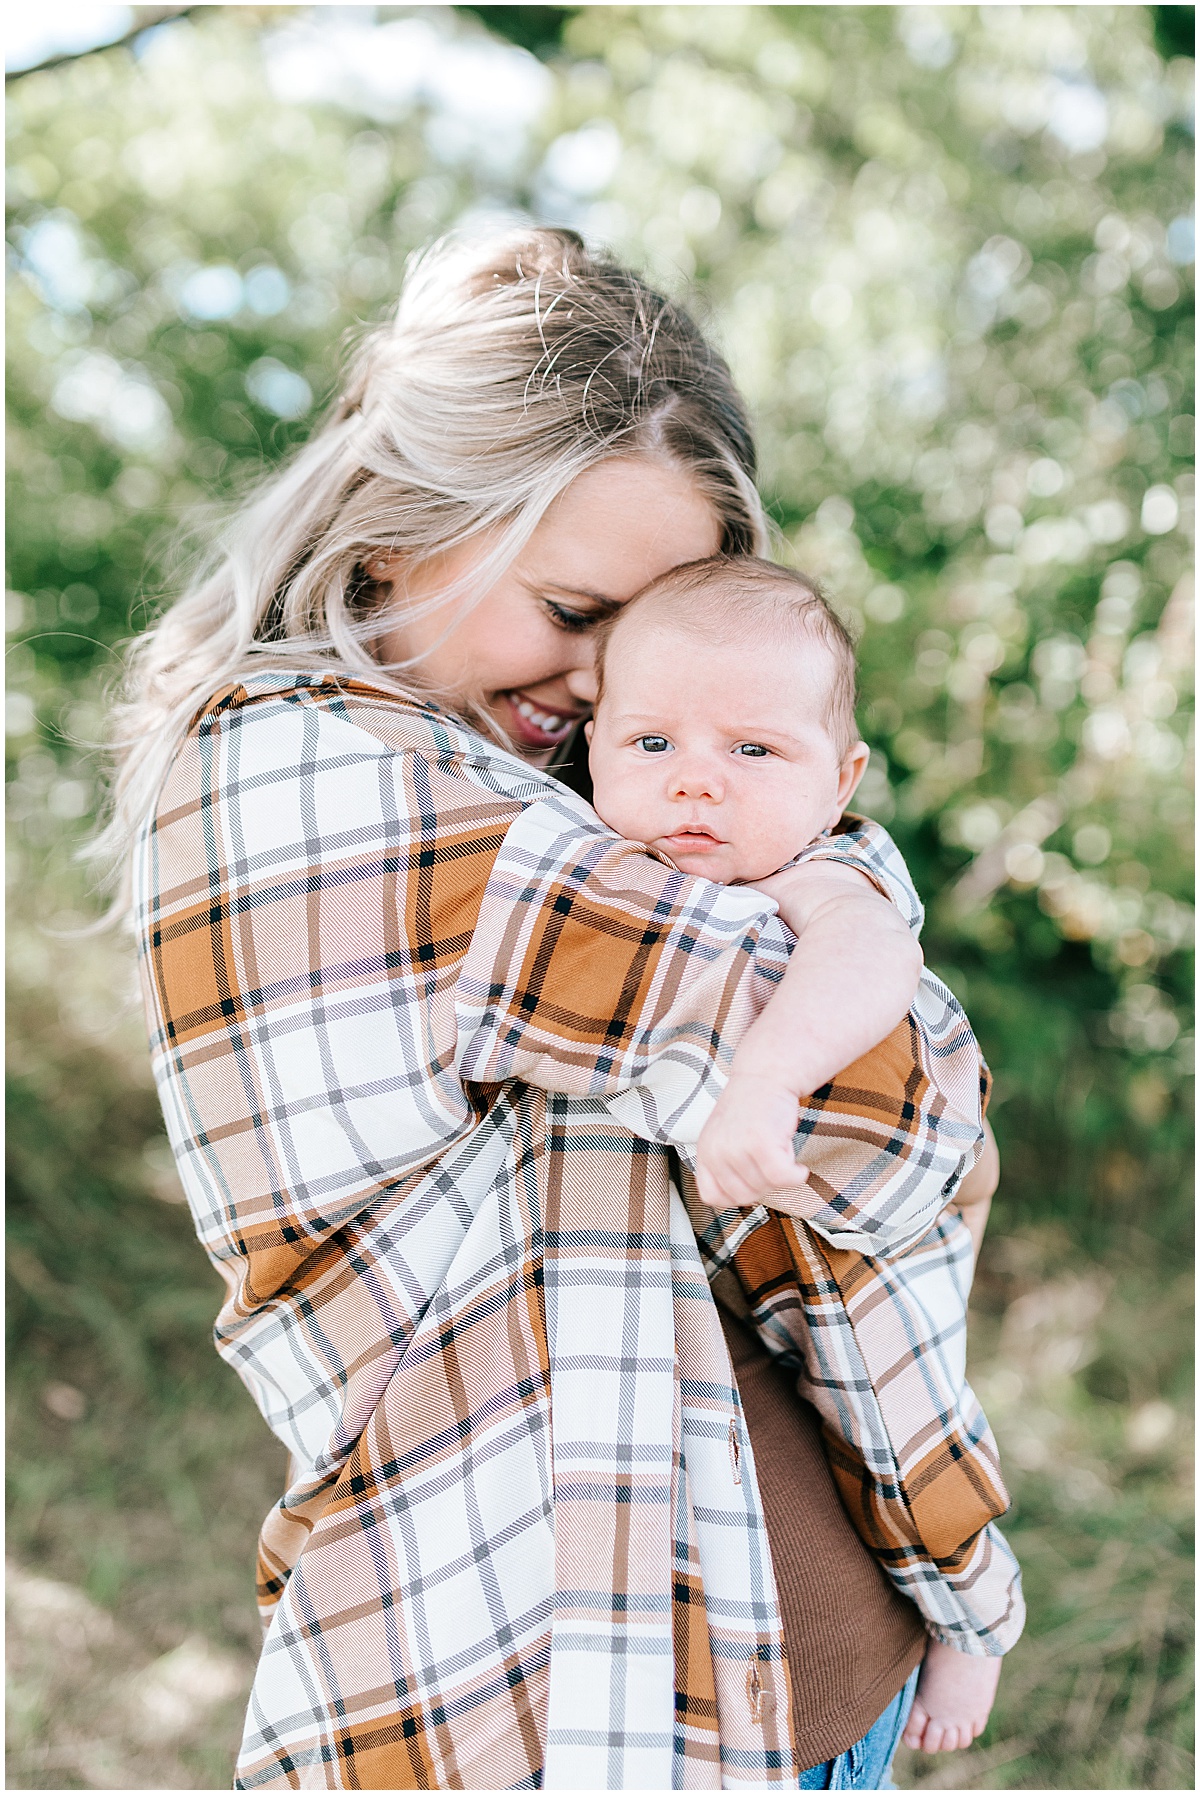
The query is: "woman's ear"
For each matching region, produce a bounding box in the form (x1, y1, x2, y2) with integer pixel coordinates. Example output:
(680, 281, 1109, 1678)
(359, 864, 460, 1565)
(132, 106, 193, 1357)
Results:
(829, 740, 870, 827)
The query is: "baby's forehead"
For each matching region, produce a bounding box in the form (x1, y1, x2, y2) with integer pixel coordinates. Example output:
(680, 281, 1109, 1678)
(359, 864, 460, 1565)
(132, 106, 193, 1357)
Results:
(602, 610, 839, 700)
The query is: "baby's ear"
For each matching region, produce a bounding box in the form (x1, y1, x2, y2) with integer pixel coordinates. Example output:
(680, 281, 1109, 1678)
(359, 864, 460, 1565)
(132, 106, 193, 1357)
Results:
(832, 741, 870, 820)
(583, 719, 594, 743)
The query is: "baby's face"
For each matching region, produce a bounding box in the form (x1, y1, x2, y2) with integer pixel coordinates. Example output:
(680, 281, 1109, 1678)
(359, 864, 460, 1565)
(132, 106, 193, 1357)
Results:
(588, 622, 865, 884)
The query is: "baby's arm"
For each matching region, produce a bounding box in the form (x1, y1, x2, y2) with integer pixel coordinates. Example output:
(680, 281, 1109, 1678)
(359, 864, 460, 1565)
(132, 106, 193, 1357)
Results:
(902, 1639, 1002, 1753)
(695, 862, 924, 1212)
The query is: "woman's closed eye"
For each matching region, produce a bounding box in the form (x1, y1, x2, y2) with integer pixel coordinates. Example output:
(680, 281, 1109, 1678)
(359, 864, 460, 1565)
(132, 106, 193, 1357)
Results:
(542, 599, 598, 634)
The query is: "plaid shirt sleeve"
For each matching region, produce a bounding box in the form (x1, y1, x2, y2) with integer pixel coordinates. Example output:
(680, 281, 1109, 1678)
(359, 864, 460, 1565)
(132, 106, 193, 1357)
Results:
(445, 777, 1022, 1654)
(455, 801, 987, 1260)
(769, 811, 990, 1258)
(454, 792, 794, 1128)
(665, 816, 1022, 1656)
(784, 811, 927, 932)
(710, 1199, 1025, 1656)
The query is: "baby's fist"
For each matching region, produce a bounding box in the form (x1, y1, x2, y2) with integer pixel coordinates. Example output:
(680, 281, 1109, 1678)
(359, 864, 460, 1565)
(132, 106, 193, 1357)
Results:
(902, 1639, 1001, 1754)
(694, 1074, 809, 1212)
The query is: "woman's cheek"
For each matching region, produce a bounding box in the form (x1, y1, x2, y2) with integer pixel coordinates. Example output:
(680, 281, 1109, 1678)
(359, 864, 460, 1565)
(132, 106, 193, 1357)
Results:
(474, 602, 558, 693)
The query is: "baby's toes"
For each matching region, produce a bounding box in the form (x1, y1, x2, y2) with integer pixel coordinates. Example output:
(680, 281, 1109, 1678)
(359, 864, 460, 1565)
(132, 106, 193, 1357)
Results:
(901, 1704, 929, 1752)
(920, 1719, 947, 1754)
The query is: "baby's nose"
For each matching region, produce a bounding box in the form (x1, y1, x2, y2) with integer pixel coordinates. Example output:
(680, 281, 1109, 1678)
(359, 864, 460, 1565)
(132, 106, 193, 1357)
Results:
(670, 756, 723, 801)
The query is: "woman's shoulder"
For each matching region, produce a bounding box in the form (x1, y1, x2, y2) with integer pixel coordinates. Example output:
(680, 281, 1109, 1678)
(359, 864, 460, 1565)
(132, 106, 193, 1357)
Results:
(137, 666, 610, 935)
(187, 668, 479, 759)
(179, 667, 544, 780)
(792, 811, 925, 935)
(151, 666, 593, 837)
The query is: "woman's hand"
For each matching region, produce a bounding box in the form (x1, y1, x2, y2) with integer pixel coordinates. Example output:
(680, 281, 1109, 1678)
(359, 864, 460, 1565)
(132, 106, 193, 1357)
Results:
(902, 1639, 1002, 1754)
(694, 1073, 810, 1213)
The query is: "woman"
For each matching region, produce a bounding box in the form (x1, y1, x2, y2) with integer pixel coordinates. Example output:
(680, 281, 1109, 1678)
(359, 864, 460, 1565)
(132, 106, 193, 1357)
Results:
(110, 229, 1012, 1789)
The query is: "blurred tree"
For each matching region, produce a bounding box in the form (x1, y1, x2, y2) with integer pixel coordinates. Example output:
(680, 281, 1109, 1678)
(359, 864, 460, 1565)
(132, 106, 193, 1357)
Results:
(1152, 7, 1195, 59)
(454, 5, 578, 59)
(4, 6, 200, 83)
(9, 3, 1190, 1251)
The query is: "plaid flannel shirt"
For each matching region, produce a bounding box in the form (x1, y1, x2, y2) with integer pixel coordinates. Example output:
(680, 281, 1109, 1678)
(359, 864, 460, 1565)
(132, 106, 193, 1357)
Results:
(136, 672, 1022, 1792)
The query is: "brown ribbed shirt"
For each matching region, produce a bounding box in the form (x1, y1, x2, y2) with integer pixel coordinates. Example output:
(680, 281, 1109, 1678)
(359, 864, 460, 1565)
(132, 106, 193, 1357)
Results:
(717, 1291, 927, 1771)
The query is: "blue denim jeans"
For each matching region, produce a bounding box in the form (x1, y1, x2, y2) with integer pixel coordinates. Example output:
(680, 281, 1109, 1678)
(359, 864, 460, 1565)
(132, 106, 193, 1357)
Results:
(798, 1668, 919, 1790)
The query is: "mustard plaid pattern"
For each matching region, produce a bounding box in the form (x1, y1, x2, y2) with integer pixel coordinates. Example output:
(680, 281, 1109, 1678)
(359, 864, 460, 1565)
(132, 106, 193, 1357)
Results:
(135, 673, 1021, 1792)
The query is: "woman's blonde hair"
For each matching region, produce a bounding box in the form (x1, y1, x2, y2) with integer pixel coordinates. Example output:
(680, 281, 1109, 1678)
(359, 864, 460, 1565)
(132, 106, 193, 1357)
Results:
(101, 225, 768, 889)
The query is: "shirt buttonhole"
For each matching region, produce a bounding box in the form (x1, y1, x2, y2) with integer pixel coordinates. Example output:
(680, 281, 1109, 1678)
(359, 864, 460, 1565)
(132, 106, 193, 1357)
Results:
(746, 1659, 763, 1723)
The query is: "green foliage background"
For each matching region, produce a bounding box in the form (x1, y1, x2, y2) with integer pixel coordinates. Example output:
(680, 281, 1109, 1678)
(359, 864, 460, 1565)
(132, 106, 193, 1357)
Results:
(6, 7, 1193, 1788)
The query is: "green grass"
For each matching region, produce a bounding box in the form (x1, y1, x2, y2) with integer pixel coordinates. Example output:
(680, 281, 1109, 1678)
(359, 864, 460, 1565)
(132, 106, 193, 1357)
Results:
(896, 1234, 1193, 1789)
(6, 965, 285, 1789)
(6, 928, 1194, 1790)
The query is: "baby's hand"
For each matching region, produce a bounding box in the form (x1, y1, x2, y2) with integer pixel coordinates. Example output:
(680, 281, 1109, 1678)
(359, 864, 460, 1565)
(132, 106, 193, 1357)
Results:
(902, 1639, 1002, 1754)
(694, 1074, 810, 1212)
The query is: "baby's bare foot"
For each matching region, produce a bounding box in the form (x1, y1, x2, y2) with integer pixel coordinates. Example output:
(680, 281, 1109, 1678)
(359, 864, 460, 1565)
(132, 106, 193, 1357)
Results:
(901, 1639, 1002, 1754)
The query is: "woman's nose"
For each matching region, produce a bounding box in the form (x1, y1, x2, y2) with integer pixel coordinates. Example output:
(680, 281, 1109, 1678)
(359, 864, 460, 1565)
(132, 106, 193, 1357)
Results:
(564, 664, 598, 707)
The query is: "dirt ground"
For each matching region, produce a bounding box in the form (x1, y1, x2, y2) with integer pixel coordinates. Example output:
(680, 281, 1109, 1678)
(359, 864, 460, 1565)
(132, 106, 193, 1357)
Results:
(7, 1558, 253, 1790)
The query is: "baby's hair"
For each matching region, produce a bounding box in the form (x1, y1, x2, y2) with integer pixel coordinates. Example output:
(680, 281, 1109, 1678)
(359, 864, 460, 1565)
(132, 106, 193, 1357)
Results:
(594, 555, 859, 756)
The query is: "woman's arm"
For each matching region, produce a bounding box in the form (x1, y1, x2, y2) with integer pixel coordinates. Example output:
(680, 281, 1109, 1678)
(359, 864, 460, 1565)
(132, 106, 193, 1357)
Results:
(144, 682, 983, 1279)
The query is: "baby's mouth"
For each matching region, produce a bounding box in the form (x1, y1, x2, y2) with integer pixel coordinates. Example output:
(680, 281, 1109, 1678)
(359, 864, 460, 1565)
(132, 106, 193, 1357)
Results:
(501, 691, 582, 750)
(659, 828, 726, 854)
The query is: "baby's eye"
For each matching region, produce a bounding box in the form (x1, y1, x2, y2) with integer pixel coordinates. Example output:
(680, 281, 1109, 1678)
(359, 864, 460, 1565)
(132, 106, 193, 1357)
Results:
(636, 735, 672, 754)
(735, 742, 770, 758)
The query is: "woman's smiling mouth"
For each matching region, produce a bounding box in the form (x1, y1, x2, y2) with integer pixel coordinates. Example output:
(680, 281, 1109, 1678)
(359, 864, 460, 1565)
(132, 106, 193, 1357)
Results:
(501, 691, 583, 749)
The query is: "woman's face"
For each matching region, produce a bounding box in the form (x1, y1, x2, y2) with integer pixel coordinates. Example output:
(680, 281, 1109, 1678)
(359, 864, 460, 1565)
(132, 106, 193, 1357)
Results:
(376, 457, 721, 760)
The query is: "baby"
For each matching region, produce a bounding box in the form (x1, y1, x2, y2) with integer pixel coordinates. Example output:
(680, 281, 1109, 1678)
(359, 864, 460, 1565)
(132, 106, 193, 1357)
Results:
(585, 553, 1003, 1758)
